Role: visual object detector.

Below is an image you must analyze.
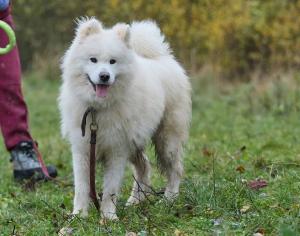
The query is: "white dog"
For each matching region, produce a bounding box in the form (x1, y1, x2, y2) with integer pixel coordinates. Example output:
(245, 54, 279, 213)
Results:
(59, 17, 191, 220)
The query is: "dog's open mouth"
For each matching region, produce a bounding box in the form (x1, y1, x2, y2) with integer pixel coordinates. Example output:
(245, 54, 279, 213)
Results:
(96, 84, 110, 98)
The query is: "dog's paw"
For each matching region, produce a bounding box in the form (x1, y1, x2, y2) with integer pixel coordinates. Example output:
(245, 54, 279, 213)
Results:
(164, 190, 179, 201)
(72, 208, 88, 218)
(101, 212, 119, 221)
(126, 195, 143, 206)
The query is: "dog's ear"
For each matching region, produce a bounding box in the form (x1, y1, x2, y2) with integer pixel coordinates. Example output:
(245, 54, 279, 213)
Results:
(113, 23, 130, 46)
(75, 17, 102, 40)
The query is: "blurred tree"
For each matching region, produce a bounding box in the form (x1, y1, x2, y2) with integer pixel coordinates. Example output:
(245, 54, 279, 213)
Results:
(12, 0, 300, 79)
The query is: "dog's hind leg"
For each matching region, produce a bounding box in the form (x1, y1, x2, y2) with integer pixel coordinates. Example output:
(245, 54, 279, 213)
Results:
(153, 133, 184, 199)
(153, 105, 190, 200)
(126, 151, 151, 206)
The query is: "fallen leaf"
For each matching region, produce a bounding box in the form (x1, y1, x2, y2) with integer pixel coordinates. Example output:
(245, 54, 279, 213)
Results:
(248, 179, 268, 190)
(202, 147, 213, 157)
(236, 165, 245, 173)
(240, 205, 250, 213)
(253, 228, 265, 236)
(256, 228, 265, 234)
(174, 229, 187, 236)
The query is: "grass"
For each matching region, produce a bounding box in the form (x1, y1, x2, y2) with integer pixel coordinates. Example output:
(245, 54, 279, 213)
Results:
(1, 74, 300, 235)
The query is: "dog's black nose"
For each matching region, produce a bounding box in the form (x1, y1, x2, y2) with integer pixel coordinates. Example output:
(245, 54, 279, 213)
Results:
(99, 72, 110, 82)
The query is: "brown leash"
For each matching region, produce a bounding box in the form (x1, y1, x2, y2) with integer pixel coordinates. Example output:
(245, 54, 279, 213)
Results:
(33, 142, 52, 180)
(81, 107, 100, 212)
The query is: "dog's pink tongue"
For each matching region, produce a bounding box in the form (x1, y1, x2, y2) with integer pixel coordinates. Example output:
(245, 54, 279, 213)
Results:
(96, 85, 109, 98)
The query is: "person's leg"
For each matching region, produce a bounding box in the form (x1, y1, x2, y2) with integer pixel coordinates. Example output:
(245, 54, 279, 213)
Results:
(0, 12, 33, 150)
(0, 6, 57, 180)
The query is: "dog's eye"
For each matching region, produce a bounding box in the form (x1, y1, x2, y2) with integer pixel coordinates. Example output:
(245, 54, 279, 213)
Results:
(109, 59, 116, 64)
(90, 57, 98, 63)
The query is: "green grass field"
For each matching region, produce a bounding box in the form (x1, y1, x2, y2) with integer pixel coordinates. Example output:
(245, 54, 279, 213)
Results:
(1, 75, 300, 235)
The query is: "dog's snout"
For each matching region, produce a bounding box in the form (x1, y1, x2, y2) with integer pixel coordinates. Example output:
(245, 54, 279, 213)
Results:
(99, 72, 110, 82)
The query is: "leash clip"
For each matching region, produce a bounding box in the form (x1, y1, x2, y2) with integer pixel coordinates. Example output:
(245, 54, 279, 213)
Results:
(81, 107, 98, 136)
(90, 110, 98, 132)
(90, 123, 98, 131)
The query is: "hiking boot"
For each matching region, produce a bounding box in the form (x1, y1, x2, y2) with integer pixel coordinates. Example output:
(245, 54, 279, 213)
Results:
(10, 141, 57, 181)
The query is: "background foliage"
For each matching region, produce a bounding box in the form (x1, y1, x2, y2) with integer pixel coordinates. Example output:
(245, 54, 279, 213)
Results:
(12, 0, 300, 79)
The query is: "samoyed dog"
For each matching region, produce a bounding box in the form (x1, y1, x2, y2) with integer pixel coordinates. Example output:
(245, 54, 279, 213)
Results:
(59, 17, 191, 220)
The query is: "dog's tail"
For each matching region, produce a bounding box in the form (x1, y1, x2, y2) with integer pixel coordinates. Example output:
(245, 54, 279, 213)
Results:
(130, 20, 171, 58)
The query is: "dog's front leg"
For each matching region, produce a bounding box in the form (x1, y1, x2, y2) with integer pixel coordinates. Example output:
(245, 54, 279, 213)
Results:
(72, 150, 90, 217)
(101, 155, 127, 220)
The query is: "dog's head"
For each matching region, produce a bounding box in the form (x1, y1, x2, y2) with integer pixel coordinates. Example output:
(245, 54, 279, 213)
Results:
(62, 18, 133, 104)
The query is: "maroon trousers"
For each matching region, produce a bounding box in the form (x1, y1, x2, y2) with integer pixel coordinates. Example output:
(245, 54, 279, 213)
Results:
(0, 7, 33, 150)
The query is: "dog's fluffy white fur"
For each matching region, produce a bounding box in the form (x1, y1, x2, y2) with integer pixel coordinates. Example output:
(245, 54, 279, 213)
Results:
(59, 18, 191, 220)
